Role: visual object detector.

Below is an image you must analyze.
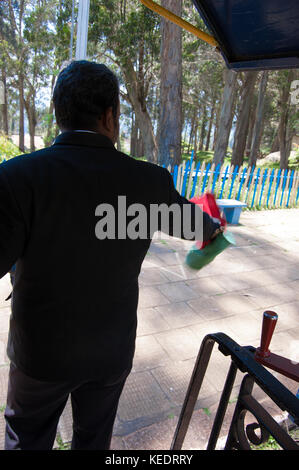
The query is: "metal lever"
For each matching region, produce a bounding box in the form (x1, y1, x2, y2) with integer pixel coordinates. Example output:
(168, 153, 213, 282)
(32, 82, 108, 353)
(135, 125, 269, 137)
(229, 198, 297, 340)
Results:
(255, 311, 299, 383)
(255, 310, 278, 359)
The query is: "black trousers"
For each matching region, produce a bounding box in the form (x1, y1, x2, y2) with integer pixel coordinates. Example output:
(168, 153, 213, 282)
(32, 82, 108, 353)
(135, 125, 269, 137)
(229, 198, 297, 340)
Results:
(4, 362, 128, 450)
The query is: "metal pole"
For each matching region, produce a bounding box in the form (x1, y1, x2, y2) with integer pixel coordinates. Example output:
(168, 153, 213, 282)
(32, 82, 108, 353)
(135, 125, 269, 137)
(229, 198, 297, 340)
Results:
(75, 0, 90, 60)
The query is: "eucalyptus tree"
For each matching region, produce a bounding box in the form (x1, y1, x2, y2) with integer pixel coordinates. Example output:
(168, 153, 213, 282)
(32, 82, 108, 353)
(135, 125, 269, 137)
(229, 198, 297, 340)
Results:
(88, 0, 161, 162)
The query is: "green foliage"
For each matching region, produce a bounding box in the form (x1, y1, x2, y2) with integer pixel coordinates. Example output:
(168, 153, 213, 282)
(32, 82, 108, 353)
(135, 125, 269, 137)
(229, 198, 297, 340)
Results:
(0, 135, 21, 162)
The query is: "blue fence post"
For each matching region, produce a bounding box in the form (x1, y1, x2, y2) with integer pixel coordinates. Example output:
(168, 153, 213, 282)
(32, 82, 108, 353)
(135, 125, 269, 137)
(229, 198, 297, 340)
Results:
(181, 160, 190, 197)
(280, 169, 288, 207)
(212, 163, 221, 195)
(202, 162, 211, 194)
(286, 170, 294, 207)
(273, 169, 281, 206)
(251, 168, 261, 207)
(228, 165, 238, 199)
(259, 168, 268, 206)
(190, 162, 201, 199)
(236, 167, 247, 200)
(219, 165, 229, 199)
(245, 166, 255, 203)
(173, 164, 178, 189)
(266, 169, 275, 207)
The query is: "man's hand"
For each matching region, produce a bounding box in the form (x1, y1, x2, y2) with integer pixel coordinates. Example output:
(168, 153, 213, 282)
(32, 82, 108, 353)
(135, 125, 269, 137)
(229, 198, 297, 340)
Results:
(210, 225, 225, 240)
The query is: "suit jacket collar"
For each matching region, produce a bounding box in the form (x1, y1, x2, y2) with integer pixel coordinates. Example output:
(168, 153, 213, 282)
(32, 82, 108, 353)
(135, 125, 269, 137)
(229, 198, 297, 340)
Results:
(52, 131, 115, 149)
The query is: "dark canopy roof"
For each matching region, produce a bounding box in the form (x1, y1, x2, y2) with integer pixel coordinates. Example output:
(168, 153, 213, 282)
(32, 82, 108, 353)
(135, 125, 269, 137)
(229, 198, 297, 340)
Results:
(192, 0, 299, 70)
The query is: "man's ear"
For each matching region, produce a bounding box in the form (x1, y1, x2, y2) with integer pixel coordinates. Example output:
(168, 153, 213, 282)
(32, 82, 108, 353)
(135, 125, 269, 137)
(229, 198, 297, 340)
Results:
(100, 107, 114, 133)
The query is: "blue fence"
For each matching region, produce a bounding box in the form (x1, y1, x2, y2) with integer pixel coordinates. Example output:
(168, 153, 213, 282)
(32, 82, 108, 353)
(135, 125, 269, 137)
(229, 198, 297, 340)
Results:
(170, 155, 299, 209)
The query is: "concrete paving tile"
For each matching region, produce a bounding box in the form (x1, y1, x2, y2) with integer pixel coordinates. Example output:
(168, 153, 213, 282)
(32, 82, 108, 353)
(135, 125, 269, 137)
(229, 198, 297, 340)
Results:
(0, 275, 12, 309)
(138, 267, 169, 286)
(138, 286, 170, 309)
(213, 273, 253, 292)
(142, 253, 167, 268)
(157, 281, 199, 303)
(261, 330, 299, 363)
(243, 283, 299, 309)
(155, 302, 204, 328)
(150, 358, 216, 407)
(157, 264, 198, 282)
(110, 435, 127, 450)
(275, 302, 299, 326)
(120, 415, 178, 450)
(240, 268, 283, 288)
(0, 366, 9, 410)
(187, 297, 234, 321)
(195, 261, 230, 278)
(0, 307, 11, 335)
(155, 251, 185, 266)
(190, 318, 238, 345)
(222, 311, 262, 344)
(210, 292, 261, 315)
(0, 410, 5, 450)
(132, 335, 170, 372)
(137, 307, 170, 336)
(117, 371, 172, 423)
(148, 241, 175, 255)
(154, 327, 201, 362)
(0, 335, 9, 367)
(185, 277, 226, 296)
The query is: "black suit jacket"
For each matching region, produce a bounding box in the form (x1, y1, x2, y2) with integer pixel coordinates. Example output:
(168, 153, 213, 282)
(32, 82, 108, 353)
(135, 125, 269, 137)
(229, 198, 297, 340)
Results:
(0, 131, 218, 382)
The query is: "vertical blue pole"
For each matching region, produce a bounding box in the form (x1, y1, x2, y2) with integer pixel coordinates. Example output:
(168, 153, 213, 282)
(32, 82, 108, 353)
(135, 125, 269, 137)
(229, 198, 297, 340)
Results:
(181, 160, 190, 197)
(286, 170, 294, 207)
(280, 169, 288, 207)
(190, 162, 201, 199)
(236, 167, 247, 200)
(251, 168, 261, 207)
(173, 165, 178, 188)
(245, 166, 255, 203)
(259, 168, 268, 206)
(202, 162, 211, 194)
(219, 166, 229, 199)
(228, 166, 238, 199)
(211, 163, 221, 195)
(266, 169, 275, 207)
(273, 169, 281, 206)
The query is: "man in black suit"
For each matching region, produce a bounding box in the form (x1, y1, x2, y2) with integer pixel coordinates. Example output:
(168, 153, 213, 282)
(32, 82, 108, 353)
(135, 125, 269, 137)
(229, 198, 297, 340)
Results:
(1, 61, 221, 450)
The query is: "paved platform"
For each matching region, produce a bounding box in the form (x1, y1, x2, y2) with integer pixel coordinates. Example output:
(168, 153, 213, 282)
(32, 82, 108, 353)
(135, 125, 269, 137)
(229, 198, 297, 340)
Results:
(0, 208, 298, 450)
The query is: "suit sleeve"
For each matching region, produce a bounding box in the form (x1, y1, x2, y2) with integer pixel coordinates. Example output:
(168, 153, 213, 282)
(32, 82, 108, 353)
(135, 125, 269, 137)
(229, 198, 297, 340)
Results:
(159, 168, 220, 242)
(0, 168, 27, 279)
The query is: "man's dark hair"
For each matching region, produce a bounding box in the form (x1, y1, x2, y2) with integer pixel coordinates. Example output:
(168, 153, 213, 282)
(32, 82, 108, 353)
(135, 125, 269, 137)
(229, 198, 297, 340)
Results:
(52, 61, 119, 130)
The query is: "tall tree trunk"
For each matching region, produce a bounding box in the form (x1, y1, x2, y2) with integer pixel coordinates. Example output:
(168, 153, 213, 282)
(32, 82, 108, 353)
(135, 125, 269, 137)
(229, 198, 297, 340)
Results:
(121, 59, 157, 163)
(1, 69, 9, 135)
(44, 74, 56, 147)
(18, 73, 25, 152)
(231, 71, 258, 167)
(279, 70, 295, 170)
(26, 103, 36, 152)
(199, 105, 207, 151)
(270, 130, 280, 153)
(249, 71, 268, 167)
(205, 97, 216, 151)
(157, 0, 182, 168)
(130, 113, 138, 156)
(212, 99, 221, 151)
(213, 69, 238, 165)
